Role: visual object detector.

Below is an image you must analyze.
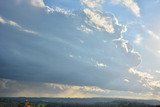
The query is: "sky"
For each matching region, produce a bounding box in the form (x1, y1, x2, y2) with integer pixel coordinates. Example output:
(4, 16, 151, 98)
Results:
(0, 0, 160, 100)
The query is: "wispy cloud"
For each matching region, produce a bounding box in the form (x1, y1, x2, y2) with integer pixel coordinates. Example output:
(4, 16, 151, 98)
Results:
(147, 30, 160, 40)
(77, 25, 93, 33)
(46, 6, 74, 16)
(0, 16, 38, 35)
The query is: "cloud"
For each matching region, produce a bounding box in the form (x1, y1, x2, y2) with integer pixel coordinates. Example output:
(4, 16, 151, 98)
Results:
(15, 0, 73, 16)
(147, 30, 160, 40)
(95, 62, 108, 69)
(129, 68, 160, 90)
(0, 0, 143, 96)
(0, 17, 6, 24)
(1, 78, 160, 100)
(77, 25, 93, 33)
(0, 16, 38, 35)
(81, 0, 103, 9)
(114, 38, 141, 67)
(46, 6, 74, 16)
(124, 79, 129, 83)
(0, 78, 106, 97)
(0, 16, 20, 27)
(84, 9, 114, 33)
(129, 68, 153, 80)
(112, 0, 140, 17)
(121, 0, 140, 17)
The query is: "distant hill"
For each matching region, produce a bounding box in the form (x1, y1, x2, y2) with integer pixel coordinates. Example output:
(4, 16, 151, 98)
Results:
(0, 97, 160, 106)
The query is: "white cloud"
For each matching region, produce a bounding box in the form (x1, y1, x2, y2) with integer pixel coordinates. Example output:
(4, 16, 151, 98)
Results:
(112, 0, 140, 17)
(134, 34, 143, 45)
(46, 83, 106, 93)
(0, 17, 20, 28)
(96, 62, 108, 69)
(0, 16, 38, 35)
(19, 0, 74, 16)
(77, 25, 93, 33)
(147, 30, 160, 40)
(121, 0, 140, 17)
(129, 68, 153, 80)
(124, 79, 129, 83)
(81, 0, 103, 9)
(46, 6, 74, 16)
(0, 17, 6, 24)
(129, 68, 160, 89)
(84, 9, 114, 33)
(121, 39, 129, 52)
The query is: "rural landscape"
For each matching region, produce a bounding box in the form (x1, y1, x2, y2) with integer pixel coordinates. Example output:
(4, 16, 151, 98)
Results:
(0, 0, 160, 106)
(0, 97, 160, 107)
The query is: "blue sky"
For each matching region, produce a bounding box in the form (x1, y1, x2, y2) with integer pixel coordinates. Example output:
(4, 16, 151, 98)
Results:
(0, 0, 160, 99)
